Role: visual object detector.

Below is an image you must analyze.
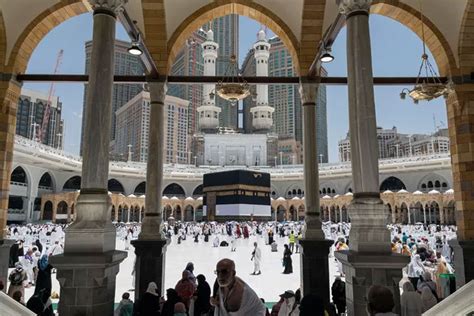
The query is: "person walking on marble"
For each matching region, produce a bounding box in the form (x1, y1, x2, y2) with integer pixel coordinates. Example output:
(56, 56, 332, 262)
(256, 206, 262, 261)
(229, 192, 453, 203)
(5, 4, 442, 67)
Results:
(251, 242, 262, 275)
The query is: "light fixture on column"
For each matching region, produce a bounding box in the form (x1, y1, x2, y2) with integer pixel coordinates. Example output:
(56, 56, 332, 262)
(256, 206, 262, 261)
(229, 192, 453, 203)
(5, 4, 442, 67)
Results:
(128, 21, 143, 56)
(320, 48, 334, 63)
(400, 0, 452, 103)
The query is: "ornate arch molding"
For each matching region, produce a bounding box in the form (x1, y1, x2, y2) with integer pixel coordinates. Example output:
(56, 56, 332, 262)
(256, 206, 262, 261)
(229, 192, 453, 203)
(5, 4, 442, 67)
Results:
(371, 0, 458, 76)
(0, 12, 6, 73)
(6, 1, 89, 74)
(166, 0, 300, 75)
(458, 0, 474, 74)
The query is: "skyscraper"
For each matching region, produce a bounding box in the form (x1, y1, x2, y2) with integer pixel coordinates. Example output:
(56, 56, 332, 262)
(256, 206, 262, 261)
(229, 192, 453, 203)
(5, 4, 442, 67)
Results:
(203, 15, 239, 129)
(16, 88, 64, 148)
(316, 68, 328, 163)
(80, 39, 145, 155)
(115, 91, 190, 163)
(242, 36, 329, 163)
(168, 29, 206, 136)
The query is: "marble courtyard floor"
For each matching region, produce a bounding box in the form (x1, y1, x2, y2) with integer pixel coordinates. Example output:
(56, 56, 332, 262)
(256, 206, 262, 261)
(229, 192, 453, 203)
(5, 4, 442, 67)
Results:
(17, 233, 339, 305)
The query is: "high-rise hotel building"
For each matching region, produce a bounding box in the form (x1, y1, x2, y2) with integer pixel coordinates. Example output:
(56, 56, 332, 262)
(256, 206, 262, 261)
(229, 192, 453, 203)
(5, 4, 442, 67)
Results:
(115, 91, 190, 164)
(16, 88, 64, 148)
(81, 39, 145, 155)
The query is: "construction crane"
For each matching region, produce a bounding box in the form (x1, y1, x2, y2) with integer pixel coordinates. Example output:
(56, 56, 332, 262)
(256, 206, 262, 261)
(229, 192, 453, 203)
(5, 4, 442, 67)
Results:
(39, 49, 63, 144)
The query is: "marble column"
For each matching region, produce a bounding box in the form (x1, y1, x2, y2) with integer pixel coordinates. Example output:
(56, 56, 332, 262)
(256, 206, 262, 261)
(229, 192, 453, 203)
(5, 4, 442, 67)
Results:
(334, 1, 408, 315)
(49, 1, 127, 315)
(298, 81, 332, 302)
(132, 82, 169, 299)
(0, 79, 21, 290)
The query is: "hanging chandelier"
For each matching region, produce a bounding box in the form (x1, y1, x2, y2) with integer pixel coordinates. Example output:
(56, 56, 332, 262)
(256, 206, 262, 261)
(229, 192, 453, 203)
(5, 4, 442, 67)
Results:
(215, 54, 250, 106)
(212, 3, 250, 106)
(400, 0, 452, 104)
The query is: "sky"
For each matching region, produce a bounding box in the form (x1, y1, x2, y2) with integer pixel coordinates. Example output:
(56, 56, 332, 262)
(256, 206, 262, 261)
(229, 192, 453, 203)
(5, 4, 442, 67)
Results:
(23, 13, 447, 162)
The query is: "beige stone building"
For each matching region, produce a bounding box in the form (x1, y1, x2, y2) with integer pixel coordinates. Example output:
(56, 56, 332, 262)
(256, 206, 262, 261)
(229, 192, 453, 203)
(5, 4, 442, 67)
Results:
(115, 91, 190, 163)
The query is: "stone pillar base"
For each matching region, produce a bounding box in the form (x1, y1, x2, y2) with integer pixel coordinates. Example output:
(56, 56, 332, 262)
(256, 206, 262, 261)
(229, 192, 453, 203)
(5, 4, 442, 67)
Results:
(49, 250, 127, 316)
(132, 239, 169, 300)
(299, 239, 333, 302)
(449, 239, 474, 289)
(0, 239, 14, 292)
(334, 250, 408, 316)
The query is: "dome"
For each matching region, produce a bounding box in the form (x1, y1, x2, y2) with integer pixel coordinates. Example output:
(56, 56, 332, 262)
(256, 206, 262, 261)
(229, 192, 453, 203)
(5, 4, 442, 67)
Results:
(162, 196, 169, 200)
(197, 196, 203, 200)
(444, 189, 454, 194)
(257, 29, 266, 41)
(333, 194, 340, 198)
(345, 192, 353, 196)
(398, 189, 408, 193)
(276, 197, 286, 201)
(292, 196, 300, 200)
(382, 190, 393, 194)
(206, 29, 214, 41)
(185, 196, 194, 201)
(428, 189, 440, 194)
(171, 196, 179, 200)
(139, 195, 145, 198)
(413, 190, 423, 195)
(128, 194, 136, 198)
(322, 195, 331, 199)
(108, 191, 112, 195)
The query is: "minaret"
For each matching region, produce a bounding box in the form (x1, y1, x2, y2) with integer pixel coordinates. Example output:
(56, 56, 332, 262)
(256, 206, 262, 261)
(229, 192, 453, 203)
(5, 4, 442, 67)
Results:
(251, 29, 274, 131)
(197, 29, 221, 132)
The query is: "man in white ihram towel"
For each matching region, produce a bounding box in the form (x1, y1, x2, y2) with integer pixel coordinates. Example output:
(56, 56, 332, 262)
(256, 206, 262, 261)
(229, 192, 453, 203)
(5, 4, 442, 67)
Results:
(212, 258, 266, 316)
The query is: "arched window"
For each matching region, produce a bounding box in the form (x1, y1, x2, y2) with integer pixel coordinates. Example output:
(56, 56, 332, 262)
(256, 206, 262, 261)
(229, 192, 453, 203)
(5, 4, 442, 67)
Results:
(108, 179, 125, 194)
(11, 166, 28, 184)
(134, 182, 146, 195)
(38, 172, 53, 190)
(380, 177, 407, 191)
(163, 183, 185, 197)
(63, 176, 81, 191)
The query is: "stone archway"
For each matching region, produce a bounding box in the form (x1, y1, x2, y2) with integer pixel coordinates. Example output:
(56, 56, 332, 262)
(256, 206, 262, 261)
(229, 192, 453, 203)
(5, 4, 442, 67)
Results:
(56, 201, 68, 223)
(277, 205, 286, 222)
(42, 201, 53, 221)
(165, 1, 301, 75)
(184, 205, 194, 222)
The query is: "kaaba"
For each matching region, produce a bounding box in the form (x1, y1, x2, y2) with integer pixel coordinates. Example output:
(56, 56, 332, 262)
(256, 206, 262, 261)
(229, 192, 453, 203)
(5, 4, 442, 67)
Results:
(202, 170, 271, 221)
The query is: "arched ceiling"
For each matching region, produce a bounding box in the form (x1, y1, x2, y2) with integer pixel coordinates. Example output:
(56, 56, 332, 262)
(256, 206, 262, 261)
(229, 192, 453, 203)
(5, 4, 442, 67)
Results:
(0, 0, 469, 73)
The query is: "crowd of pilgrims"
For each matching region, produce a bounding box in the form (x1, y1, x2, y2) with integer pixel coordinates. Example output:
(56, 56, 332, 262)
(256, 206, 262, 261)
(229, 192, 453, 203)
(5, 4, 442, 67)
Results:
(3, 220, 458, 315)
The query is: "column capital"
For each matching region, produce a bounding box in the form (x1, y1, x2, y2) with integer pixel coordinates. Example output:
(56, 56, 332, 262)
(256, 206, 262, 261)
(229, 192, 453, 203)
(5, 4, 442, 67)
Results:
(337, 0, 372, 15)
(148, 81, 168, 103)
(89, 0, 127, 14)
(298, 81, 318, 105)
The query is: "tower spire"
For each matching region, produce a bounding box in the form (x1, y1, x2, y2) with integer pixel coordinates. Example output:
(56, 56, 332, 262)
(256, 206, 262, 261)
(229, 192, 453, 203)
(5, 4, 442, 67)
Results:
(251, 26, 274, 131)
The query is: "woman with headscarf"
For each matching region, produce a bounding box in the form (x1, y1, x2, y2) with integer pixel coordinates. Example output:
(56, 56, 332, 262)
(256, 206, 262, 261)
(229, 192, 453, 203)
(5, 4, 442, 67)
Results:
(161, 288, 181, 316)
(35, 238, 43, 254)
(400, 282, 422, 316)
(417, 271, 438, 301)
(185, 262, 196, 285)
(134, 282, 161, 315)
(175, 270, 196, 309)
(193, 274, 211, 316)
(35, 254, 53, 298)
(282, 244, 293, 274)
(420, 287, 437, 312)
(8, 262, 27, 300)
(407, 255, 425, 290)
